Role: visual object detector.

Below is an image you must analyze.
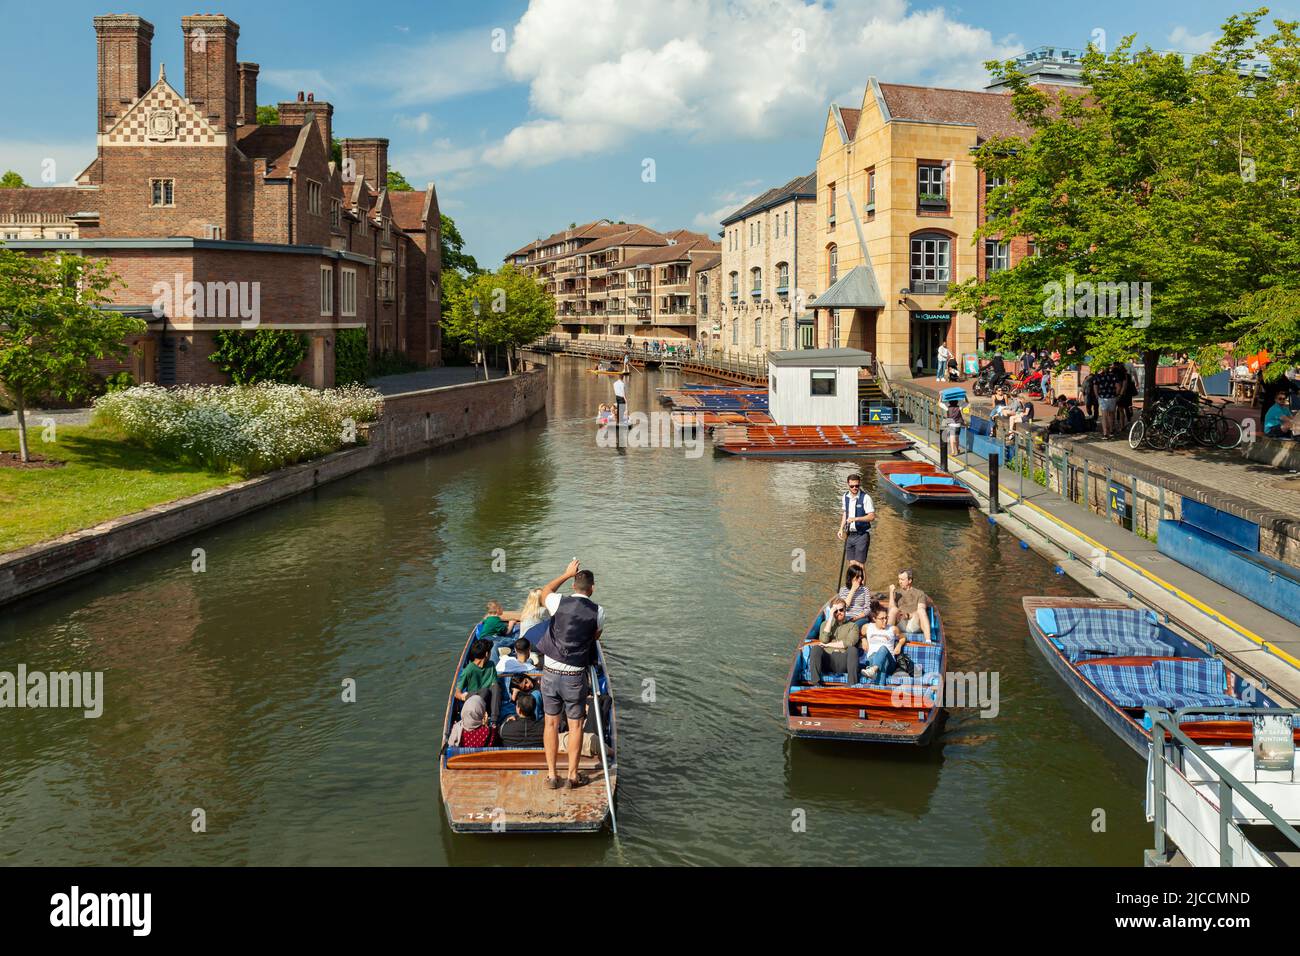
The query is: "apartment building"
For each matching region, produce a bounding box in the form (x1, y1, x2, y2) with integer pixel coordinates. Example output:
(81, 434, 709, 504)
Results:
(505, 221, 719, 340)
(813, 73, 1079, 377)
(0, 13, 441, 386)
(716, 172, 817, 355)
(693, 253, 721, 348)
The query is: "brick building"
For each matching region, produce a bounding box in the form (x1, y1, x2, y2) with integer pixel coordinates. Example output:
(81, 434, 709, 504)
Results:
(0, 13, 441, 388)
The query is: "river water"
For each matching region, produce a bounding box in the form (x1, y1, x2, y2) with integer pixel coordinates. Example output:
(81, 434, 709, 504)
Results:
(0, 356, 1151, 865)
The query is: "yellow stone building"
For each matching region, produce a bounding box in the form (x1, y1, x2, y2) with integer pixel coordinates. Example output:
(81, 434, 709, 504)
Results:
(813, 78, 1034, 378)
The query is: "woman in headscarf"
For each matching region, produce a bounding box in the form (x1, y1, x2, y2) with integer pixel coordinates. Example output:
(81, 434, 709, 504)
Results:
(449, 695, 497, 748)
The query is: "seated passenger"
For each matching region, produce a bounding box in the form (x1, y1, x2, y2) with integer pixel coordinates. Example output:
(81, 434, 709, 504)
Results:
(809, 598, 863, 685)
(516, 588, 550, 636)
(862, 606, 906, 685)
(836, 565, 871, 617)
(478, 601, 518, 639)
(509, 673, 544, 718)
(887, 569, 933, 643)
(496, 637, 541, 674)
(455, 638, 502, 729)
(499, 692, 546, 747)
(450, 695, 497, 748)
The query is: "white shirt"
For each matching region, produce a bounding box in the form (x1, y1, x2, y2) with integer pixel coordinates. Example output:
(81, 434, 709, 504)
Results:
(937, 345, 951, 361)
(864, 623, 896, 656)
(613, 379, 626, 400)
(541, 592, 606, 673)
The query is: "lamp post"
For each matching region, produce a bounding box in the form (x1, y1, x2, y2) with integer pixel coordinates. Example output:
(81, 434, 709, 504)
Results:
(471, 295, 486, 381)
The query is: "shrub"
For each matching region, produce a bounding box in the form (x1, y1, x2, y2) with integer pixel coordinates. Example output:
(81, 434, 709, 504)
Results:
(103, 371, 135, 393)
(209, 329, 308, 384)
(94, 382, 383, 475)
(334, 328, 369, 386)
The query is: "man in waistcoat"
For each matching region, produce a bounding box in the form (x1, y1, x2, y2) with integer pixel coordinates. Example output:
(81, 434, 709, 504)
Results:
(536, 559, 606, 790)
(837, 473, 876, 571)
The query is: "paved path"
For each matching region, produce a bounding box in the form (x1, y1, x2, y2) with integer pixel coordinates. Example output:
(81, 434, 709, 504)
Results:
(0, 407, 94, 430)
(367, 367, 484, 395)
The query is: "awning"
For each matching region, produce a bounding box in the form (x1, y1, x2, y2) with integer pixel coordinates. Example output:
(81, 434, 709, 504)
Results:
(809, 264, 886, 310)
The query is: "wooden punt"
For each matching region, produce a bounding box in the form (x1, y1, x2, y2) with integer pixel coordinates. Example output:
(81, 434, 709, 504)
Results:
(438, 626, 617, 833)
(1023, 595, 1297, 757)
(784, 605, 947, 744)
(875, 460, 974, 506)
(714, 425, 913, 458)
(587, 367, 624, 377)
(670, 410, 774, 431)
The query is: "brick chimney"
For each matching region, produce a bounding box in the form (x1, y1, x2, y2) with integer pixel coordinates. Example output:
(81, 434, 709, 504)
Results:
(94, 15, 154, 133)
(237, 61, 259, 126)
(182, 14, 239, 133)
(278, 91, 334, 157)
(341, 138, 389, 190)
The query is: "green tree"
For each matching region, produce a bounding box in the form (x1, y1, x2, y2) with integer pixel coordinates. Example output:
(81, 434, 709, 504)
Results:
(0, 170, 27, 188)
(439, 213, 480, 275)
(0, 250, 142, 461)
(256, 105, 279, 125)
(441, 265, 554, 377)
(947, 10, 1300, 406)
(387, 168, 414, 192)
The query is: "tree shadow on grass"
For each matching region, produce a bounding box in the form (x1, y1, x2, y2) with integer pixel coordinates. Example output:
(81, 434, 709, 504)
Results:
(55, 432, 229, 478)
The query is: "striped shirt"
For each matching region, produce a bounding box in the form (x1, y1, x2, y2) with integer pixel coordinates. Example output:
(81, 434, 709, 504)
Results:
(838, 585, 871, 615)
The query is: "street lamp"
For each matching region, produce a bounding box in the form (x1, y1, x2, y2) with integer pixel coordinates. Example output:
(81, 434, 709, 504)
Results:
(471, 296, 485, 380)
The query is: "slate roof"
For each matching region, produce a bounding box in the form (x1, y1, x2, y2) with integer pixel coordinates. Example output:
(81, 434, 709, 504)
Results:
(808, 264, 885, 310)
(719, 172, 817, 226)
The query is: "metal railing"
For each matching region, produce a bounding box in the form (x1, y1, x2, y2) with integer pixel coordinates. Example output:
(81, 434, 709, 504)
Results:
(1148, 707, 1300, 867)
(531, 336, 770, 379)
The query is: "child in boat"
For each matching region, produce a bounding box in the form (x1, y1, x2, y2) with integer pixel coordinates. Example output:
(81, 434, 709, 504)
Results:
(862, 606, 906, 684)
(496, 637, 541, 674)
(478, 601, 518, 639)
(597, 404, 613, 424)
(455, 638, 502, 729)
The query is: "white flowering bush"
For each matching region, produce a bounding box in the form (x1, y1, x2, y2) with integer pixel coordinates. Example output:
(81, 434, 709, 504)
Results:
(94, 383, 384, 475)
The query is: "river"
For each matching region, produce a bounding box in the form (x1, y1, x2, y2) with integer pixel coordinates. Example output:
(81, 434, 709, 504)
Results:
(0, 355, 1150, 865)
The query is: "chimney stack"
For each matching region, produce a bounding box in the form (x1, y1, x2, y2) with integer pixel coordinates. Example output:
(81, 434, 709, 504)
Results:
(237, 61, 259, 126)
(94, 15, 154, 133)
(278, 93, 334, 159)
(341, 138, 389, 191)
(181, 14, 239, 133)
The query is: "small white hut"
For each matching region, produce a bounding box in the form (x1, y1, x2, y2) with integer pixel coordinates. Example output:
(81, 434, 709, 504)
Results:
(767, 348, 874, 426)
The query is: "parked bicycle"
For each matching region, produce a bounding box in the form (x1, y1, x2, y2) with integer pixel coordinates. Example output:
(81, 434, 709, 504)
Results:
(1128, 391, 1243, 451)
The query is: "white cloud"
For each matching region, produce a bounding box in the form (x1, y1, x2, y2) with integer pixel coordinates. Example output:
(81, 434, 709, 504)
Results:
(261, 69, 337, 97)
(1168, 26, 1218, 54)
(0, 140, 95, 186)
(692, 181, 765, 230)
(480, 0, 1020, 168)
(393, 112, 433, 134)
(368, 28, 510, 105)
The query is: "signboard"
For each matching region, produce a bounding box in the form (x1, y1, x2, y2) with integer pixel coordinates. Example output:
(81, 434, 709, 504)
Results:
(1055, 370, 1078, 400)
(911, 311, 953, 323)
(863, 403, 895, 424)
(1107, 481, 1133, 531)
(1253, 715, 1296, 771)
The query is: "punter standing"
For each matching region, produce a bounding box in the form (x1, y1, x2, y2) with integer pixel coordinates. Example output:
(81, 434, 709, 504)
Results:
(837, 473, 876, 570)
(535, 559, 605, 790)
(613, 372, 629, 425)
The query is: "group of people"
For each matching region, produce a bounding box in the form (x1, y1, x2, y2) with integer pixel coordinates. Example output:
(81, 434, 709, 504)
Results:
(451, 560, 607, 790)
(1082, 362, 1137, 439)
(811, 565, 933, 687)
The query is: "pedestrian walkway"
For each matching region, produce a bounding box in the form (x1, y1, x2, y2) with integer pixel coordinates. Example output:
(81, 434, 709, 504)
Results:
(898, 420, 1300, 706)
(0, 407, 94, 430)
(367, 366, 482, 395)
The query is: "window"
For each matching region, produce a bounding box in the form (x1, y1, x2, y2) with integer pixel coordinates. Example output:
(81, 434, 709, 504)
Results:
(811, 369, 836, 396)
(783, 209, 789, 237)
(866, 168, 876, 209)
(910, 234, 951, 290)
(55, 231, 73, 240)
(750, 267, 762, 295)
(307, 181, 323, 215)
(754, 318, 762, 347)
(383, 218, 391, 243)
(320, 265, 334, 315)
(150, 178, 174, 207)
(827, 182, 837, 225)
(984, 173, 1005, 197)
(358, 214, 367, 236)
(780, 317, 790, 349)
(776, 262, 789, 292)
(984, 240, 1009, 274)
(3, 232, 18, 240)
(1029, 241, 1041, 258)
(731, 320, 739, 346)
(831, 310, 841, 346)
(341, 267, 357, 316)
(918, 163, 946, 205)
(729, 272, 738, 296)
(828, 244, 838, 284)
(380, 264, 394, 301)
(330, 199, 341, 228)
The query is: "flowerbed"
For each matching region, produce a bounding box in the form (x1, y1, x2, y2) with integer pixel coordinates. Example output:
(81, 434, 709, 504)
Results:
(94, 383, 383, 475)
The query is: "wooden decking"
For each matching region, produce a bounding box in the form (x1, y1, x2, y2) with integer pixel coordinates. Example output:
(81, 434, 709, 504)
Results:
(442, 765, 615, 832)
(714, 425, 913, 458)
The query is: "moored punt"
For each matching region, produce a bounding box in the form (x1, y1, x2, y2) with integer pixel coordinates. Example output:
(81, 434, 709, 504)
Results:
(1022, 595, 1297, 758)
(784, 605, 947, 744)
(670, 410, 775, 431)
(438, 624, 617, 833)
(587, 367, 624, 377)
(714, 425, 913, 458)
(876, 460, 974, 506)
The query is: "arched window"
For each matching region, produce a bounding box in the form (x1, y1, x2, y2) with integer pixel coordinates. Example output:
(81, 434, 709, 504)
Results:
(754, 317, 762, 348)
(780, 317, 790, 349)
(909, 231, 951, 292)
(731, 320, 739, 345)
(828, 244, 838, 284)
(776, 261, 789, 292)
(750, 267, 762, 295)
(729, 271, 739, 296)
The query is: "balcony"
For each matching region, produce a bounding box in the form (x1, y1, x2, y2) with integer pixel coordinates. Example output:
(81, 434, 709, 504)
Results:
(750, 287, 762, 297)
(634, 280, 650, 291)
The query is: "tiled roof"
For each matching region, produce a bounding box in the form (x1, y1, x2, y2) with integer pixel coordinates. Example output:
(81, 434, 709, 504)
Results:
(839, 107, 861, 140)
(877, 83, 1033, 141)
(236, 124, 306, 172)
(694, 253, 721, 272)
(619, 236, 718, 267)
(0, 187, 85, 216)
(389, 190, 429, 231)
(719, 172, 816, 226)
(577, 226, 665, 255)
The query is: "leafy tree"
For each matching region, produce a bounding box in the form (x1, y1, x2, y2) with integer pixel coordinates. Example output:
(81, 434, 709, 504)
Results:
(947, 10, 1300, 407)
(439, 213, 480, 275)
(387, 168, 414, 192)
(0, 170, 27, 188)
(441, 265, 554, 377)
(256, 105, 279, 125)
(208, 329, 308, 384)
(0, 250, 142, 461)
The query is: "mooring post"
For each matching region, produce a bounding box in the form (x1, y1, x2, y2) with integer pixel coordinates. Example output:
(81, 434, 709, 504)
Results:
(989, 452, 1000, 514)
(939, 432, 949, 472)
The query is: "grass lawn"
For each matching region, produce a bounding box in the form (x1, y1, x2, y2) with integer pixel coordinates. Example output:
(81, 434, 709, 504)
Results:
(0, 423, 238, 555)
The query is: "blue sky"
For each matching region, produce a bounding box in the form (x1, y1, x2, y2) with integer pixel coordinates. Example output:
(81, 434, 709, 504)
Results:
(1, 0, 1293, 266)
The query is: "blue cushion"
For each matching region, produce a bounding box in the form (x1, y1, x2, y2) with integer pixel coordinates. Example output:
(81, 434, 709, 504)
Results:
(891, 473, 961, 488)
(1035, 607, 1059, 634)
(1153, 658, 1227, 696)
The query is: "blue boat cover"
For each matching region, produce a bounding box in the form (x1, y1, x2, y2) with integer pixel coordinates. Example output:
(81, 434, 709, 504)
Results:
(1041, 606, 1173, 661)
(889, 473, 961, 488)
(1077, 662, 1240, 711)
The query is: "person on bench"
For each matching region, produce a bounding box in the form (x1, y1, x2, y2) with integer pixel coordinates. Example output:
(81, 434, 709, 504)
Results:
(509, 674, 544, 717)
(809, 598, 863, 685)
(479, 601, 519, 641)
(862, 606, 907, 684)
(450, 695, 497, 748)
(499, 692, 545, 747)
(496, 637, 541, 674)
(887, 569, 932, 643)
(1265, 390, 1297, 439)
(455, 638, 502, 731)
